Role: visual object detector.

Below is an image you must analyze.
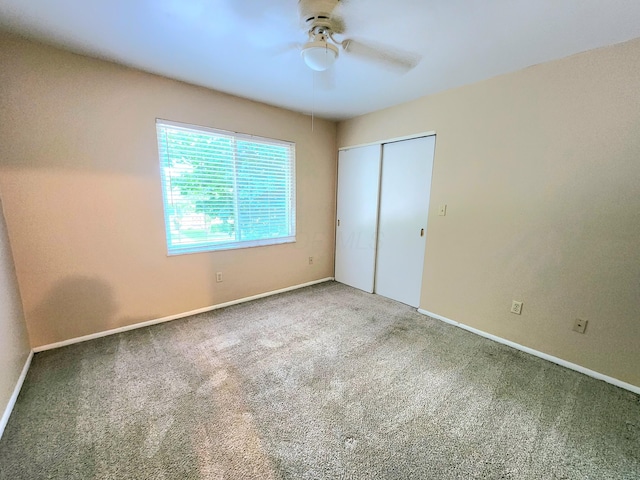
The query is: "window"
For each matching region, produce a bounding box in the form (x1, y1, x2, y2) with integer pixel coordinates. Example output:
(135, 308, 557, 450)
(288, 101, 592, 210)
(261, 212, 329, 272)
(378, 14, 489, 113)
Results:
(156, 119, 296, 255)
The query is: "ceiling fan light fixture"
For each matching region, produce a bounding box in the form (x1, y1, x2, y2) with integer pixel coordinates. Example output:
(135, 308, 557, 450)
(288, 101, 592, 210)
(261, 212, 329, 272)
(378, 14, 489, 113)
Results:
(301, 40, 339, 71)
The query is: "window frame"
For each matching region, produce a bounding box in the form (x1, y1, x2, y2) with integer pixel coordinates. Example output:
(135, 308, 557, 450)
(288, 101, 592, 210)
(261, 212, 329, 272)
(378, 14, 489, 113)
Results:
(156, 119, 296, 256)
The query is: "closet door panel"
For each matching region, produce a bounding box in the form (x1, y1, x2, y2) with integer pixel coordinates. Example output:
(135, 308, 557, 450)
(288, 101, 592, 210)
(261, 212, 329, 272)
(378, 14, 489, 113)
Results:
(335, 145, 381, 293)
(375, 136, 435, 307)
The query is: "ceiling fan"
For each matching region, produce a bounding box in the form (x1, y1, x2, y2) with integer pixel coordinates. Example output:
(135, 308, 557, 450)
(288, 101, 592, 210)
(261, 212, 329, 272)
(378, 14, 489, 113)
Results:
(295, 0, 421, 72)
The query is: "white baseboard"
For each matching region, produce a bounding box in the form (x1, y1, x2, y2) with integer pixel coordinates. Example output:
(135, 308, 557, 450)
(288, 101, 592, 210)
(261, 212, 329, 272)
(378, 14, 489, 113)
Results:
(0, 350, 33, 440)
(417, 309, 640, 395)
(33, 277, 335, 353)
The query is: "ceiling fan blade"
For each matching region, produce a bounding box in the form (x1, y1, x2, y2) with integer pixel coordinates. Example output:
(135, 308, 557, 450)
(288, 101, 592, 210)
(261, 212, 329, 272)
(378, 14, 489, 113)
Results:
(327, 0, 349, 33)
(266, 42, 303, 56)
(341, 38, 421, 73)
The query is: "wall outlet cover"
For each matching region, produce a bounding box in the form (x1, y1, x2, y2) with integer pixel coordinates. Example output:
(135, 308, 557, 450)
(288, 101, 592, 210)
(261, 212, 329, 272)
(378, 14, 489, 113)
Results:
(573, 318, 588, 334)
(510, 300, 523, 315)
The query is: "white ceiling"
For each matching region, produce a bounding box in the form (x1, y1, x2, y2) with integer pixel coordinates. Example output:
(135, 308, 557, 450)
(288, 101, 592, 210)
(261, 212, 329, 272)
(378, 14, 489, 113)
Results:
(2, 0, 640, 120)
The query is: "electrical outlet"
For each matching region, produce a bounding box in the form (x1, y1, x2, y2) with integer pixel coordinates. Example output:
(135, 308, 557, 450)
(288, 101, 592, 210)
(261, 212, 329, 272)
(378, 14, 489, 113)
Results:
(216, 272, 223, 283)
(573, 318, 588, 334)
(439, 205, 447, 216)
(510, 300, 523, 315)
(308, 256, 313, 265)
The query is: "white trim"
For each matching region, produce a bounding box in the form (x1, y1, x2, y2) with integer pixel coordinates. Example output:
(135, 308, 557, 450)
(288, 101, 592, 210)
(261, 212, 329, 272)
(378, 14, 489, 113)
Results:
(33, 278, 334, 353)
(156, 118, 295, 146)
(0, 350, 33, 440)
(417, 309, 640, 395)
(338, 131, 437, 151)
(166, 236, 296, 256)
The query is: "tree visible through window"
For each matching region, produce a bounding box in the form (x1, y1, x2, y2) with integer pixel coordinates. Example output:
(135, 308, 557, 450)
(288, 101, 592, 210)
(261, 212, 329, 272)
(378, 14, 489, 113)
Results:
(156, 120, 296, 254)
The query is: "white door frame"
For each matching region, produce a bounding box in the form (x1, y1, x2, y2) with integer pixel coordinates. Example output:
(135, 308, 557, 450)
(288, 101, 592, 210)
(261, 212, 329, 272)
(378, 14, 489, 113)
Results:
(336, 131, 437, 304)
(338, 131, 437, 152)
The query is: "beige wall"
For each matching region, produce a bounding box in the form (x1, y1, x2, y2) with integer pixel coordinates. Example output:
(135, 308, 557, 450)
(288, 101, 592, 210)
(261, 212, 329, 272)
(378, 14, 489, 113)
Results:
(0, 190, 31, 424)
(338, 38, 640, 388)
(0, 33, 337, 347)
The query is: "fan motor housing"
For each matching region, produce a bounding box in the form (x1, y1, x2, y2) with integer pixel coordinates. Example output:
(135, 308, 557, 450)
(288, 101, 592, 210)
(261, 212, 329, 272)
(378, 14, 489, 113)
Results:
(298, 0, 344, 33)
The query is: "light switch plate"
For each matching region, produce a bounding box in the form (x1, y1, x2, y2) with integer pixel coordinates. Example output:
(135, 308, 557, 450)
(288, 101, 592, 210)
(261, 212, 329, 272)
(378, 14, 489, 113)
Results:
(439, 205, 447, 216)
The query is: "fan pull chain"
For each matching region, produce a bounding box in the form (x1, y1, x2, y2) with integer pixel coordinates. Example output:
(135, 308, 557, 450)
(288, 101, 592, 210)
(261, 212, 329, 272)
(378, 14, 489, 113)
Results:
(311, 70, 316, 132)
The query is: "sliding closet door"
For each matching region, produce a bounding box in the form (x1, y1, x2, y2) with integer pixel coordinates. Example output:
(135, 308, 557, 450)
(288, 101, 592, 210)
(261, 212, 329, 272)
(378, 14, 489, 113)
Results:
(335, 145, 381, 293)
(375, 136, 435, 307)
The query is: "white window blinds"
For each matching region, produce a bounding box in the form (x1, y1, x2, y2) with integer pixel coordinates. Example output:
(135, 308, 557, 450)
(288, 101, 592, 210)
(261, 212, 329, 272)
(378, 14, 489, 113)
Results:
(156, 119, 296, 255)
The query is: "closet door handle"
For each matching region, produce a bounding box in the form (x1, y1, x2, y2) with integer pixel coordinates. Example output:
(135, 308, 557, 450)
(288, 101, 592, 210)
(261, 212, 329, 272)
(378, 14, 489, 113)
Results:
(420, 228, 424, 237)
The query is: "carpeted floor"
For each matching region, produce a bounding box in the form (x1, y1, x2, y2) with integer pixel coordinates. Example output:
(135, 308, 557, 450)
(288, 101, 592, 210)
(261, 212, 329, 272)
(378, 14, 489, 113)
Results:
(1, 281, 639, 479)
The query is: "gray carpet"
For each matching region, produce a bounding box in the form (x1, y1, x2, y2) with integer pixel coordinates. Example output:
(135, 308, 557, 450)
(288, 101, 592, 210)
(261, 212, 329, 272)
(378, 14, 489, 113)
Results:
(1, 281, 638, 479)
